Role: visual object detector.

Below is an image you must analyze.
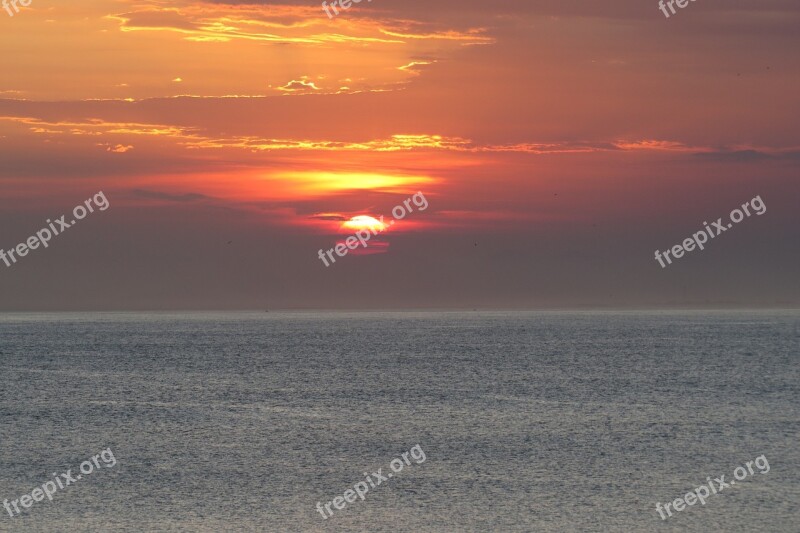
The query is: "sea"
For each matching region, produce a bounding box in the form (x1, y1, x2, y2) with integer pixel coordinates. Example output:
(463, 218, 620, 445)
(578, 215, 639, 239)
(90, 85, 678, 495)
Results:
(0, 310, 798, 532)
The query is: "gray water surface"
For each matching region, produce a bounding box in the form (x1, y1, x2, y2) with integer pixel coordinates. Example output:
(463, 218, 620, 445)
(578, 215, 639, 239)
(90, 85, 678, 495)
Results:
(0, 311, 798, 532)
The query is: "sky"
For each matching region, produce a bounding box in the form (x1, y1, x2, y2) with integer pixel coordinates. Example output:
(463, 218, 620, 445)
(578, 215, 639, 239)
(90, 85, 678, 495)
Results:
(0, 0, 798, 310)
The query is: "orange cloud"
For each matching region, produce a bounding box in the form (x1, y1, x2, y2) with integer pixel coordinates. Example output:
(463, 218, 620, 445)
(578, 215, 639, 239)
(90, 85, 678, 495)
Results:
(277, 79, 320, 93)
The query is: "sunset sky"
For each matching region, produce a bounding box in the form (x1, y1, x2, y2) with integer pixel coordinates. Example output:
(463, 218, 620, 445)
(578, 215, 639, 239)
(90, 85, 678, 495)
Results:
(0, 0, 798, 310)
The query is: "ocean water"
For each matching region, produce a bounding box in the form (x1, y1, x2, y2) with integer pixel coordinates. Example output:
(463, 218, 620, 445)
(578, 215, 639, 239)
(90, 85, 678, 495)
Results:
(0, 311, 797, 532)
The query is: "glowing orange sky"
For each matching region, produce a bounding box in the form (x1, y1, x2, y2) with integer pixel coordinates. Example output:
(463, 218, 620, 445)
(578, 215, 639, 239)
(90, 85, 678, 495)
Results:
(0, 0, 798, 309)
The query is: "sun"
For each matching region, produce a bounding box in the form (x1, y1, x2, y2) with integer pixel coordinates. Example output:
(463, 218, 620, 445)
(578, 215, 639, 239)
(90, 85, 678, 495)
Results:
(340, 215, 387, 233)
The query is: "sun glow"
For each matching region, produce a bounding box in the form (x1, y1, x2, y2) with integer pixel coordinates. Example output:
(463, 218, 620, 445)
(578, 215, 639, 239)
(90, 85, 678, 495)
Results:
(340, 215, 387, 232)
(271, 171, 434, 194)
